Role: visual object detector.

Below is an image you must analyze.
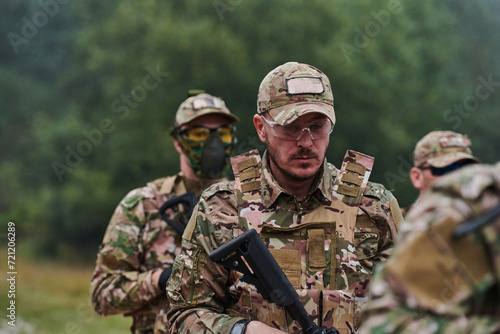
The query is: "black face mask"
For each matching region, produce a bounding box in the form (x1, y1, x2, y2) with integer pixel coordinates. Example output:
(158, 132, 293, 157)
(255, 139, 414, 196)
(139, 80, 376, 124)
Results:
(178, 131, 232, 180)
(199, 133, 228, 179)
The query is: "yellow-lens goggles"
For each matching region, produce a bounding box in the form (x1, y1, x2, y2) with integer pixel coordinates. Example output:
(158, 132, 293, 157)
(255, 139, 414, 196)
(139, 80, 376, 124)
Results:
(180, 126, 234, 144)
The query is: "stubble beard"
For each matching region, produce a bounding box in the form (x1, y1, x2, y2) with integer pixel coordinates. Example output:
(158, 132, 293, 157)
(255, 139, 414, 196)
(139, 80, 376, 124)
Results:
(266, 134, 325, 183)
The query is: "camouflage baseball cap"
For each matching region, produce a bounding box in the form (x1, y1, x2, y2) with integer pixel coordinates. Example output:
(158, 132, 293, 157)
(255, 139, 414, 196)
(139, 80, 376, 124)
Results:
(175, 92, 239, 127)
(257, 62, 335, 126)
(413, 130, 479, 168)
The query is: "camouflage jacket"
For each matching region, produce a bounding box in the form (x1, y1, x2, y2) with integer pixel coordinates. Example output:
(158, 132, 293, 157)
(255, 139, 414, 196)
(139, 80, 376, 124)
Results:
(359, 162, 500, 334)
(90, 173, 215, 334)
(166, 150, 402, 334)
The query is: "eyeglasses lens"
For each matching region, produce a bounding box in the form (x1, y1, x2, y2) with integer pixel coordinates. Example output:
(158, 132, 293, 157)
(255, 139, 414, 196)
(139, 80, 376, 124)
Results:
(272, 121, 332, 140)
(182, 126, 233, 143)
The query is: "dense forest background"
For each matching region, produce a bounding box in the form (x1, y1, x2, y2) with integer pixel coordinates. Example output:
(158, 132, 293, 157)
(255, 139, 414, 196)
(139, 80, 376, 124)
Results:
(2, 0, 499, 261)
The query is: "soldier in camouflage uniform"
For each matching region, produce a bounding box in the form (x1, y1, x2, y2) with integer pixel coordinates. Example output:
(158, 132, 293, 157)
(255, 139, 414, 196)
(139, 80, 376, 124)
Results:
(90, 91, 239, 334)
(359, 162, 500, 333)
(165, 62, 403, 334)
(403, 130, 479, 216)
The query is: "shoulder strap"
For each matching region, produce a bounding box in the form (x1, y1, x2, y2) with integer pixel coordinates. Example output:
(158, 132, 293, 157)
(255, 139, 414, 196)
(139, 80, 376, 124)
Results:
(333, 150, 374, 206)
(157, 173, 191, 235)
(231, 149, 262, 193)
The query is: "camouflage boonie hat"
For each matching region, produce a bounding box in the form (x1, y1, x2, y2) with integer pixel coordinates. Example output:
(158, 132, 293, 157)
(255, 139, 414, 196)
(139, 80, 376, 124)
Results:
(413, 130, 479, 168)
(175, 92, 239, 127)
(257, 62, 335, 126)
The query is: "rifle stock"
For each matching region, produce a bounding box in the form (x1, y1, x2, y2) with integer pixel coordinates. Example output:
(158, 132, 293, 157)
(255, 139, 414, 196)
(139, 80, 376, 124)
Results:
(158, 191, 197, 235)
(209, 229, 339, 334)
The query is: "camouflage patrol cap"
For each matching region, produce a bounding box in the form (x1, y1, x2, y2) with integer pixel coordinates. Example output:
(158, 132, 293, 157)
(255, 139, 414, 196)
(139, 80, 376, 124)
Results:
(175, 93, 239, 127)
(413, 130, 479, 168)
(257, 62, 335, 126)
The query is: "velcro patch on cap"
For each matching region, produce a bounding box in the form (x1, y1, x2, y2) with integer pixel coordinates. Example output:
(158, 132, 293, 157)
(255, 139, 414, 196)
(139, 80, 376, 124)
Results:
(439, 135, 471, 148)
(192, 97, 224, 110)
(286, 76, 324, 95)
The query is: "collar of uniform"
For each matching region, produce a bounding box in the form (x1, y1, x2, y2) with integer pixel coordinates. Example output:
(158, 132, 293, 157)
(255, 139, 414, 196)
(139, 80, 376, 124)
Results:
(184, 177, 212, 198)
(159, 172, 184, 195)
(159, 172, 211, 198)
(317, 161, 333, 202)
(260, 151, 332, 208)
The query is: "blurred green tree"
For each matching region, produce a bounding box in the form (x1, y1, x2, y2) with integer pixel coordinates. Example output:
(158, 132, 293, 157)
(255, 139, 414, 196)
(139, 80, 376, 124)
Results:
(1, 0, 499, 259)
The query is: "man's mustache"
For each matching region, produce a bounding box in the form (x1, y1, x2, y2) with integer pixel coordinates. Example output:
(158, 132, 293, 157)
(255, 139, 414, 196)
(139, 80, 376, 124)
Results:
(289, 149, 319, 159)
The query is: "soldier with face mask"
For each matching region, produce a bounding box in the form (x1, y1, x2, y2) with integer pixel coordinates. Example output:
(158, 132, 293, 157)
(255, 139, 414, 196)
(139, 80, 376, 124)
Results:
(172, 92, 239, 181)
(90, 91, 239, 334)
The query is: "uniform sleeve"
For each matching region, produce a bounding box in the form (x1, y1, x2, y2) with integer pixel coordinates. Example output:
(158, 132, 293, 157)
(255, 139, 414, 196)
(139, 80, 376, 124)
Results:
(90, 192, 162, 315)
(359, 181, 500, 334)
(358, 254, 500, 334)
(358, 182, 402, 272)
(165, 187, 246, 334)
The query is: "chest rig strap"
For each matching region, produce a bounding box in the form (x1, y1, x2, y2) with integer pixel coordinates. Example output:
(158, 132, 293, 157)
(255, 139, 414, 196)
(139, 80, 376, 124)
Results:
(231, 149, 262, 193)
(333, 150, 374, 207)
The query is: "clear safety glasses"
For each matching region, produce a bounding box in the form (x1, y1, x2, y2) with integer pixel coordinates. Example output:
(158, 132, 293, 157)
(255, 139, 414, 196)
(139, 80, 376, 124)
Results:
(261, 115, 333, 141)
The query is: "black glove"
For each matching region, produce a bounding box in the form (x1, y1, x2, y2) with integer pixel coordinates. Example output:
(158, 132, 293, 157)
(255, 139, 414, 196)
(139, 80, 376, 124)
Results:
(324, 327, 340, 334)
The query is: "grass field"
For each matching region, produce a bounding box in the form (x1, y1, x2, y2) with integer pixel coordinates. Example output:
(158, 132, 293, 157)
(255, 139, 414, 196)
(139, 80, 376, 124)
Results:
(1, 249, 131, 334)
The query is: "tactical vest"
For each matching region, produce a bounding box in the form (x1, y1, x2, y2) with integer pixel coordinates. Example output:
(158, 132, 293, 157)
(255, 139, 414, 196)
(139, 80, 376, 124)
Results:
(229, 150, 378, 334)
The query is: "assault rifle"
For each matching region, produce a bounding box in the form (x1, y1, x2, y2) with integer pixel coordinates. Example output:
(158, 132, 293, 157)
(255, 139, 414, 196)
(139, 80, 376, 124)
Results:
(158, 191, 197, 235)
(209, 229, 339, 334)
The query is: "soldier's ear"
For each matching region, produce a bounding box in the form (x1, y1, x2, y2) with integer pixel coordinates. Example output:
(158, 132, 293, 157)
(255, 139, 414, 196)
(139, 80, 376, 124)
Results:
(410, 167, 424, 190)
(253, 114, 267, 143)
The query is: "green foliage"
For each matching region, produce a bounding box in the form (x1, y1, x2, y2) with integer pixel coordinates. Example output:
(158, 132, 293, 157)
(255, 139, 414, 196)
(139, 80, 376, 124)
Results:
(1, 0, 500, 260)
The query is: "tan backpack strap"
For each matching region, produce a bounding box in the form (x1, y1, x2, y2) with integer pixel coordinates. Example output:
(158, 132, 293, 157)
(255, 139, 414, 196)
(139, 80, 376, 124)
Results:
(334, 150, 374, 206)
